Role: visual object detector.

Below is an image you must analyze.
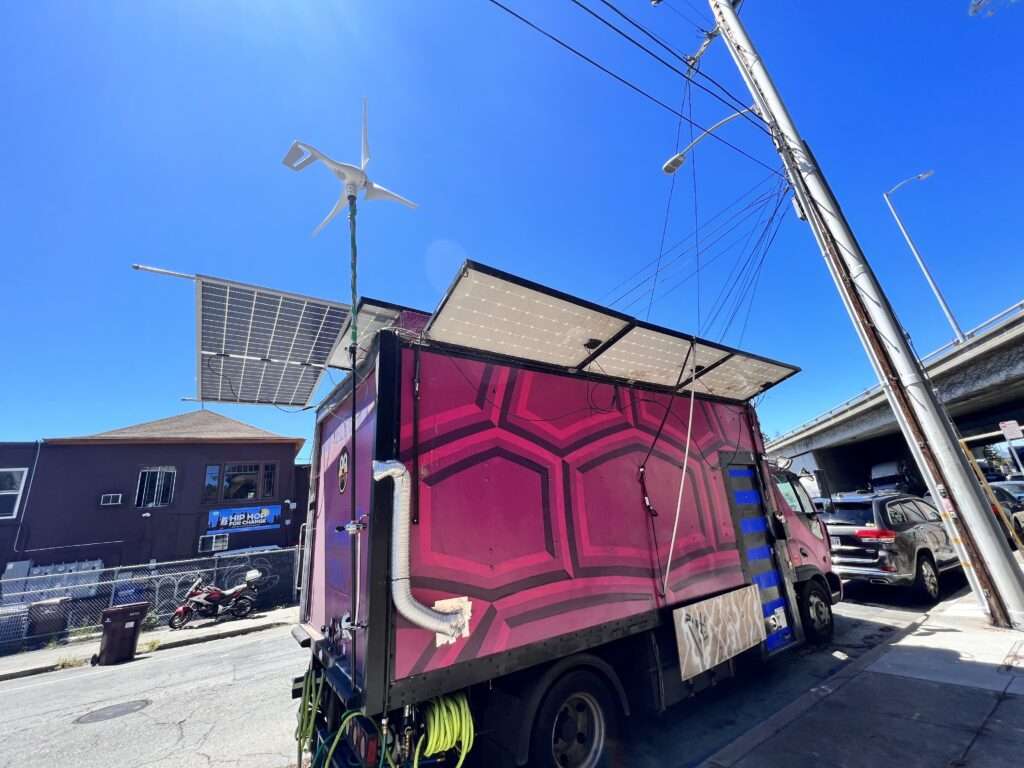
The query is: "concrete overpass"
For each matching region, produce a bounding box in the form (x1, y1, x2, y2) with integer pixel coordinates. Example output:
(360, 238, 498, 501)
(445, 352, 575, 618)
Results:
(766, 300, 1024, 493)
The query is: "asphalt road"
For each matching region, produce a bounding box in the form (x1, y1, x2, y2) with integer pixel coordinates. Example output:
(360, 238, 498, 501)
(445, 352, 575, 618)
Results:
(0, 627, 307, 768)
(0, 574, 968, 768)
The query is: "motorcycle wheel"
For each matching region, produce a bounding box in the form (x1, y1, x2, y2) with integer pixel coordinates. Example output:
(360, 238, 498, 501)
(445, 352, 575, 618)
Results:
(169, 609, 192, 630)
(231, 597, 255, 619)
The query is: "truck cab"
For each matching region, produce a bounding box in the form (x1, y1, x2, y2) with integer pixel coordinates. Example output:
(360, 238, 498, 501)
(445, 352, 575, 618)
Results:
(770, 469, 842, 641)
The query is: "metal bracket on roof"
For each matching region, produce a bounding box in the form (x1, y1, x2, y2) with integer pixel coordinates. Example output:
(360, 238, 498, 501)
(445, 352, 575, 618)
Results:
(677, 353, 734, 392)
(572, 322, 635, 372)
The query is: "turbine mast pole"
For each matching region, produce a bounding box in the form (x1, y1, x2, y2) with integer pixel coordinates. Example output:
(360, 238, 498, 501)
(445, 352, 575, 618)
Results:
(347, 194, 361, 665)
(708, 0, 1024, 628)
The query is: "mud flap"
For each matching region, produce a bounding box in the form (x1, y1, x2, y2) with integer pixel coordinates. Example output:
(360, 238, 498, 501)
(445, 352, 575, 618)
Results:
(724, 462, 802, 654)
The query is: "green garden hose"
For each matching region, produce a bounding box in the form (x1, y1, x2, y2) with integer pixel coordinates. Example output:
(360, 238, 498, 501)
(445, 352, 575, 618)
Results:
(295, 664, 325, 754)
(413, 693, 475, 768)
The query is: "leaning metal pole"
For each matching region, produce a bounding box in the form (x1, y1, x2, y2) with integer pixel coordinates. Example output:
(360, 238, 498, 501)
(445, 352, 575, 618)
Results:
(709, 0, 1024, 627)
(882, 190, 966, 344)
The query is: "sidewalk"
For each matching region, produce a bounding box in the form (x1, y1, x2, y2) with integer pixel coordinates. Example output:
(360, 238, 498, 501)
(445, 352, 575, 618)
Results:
(0, 604, 298, 682)
(703, 594, 1024, 768)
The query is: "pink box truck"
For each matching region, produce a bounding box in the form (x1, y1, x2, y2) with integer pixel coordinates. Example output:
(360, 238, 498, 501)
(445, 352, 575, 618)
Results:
(291, 262, 840, 767)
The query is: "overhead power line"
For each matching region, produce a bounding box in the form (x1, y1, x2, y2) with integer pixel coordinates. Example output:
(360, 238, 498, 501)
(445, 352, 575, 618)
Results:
(485, 0, 783, 177)
(601, 172, 781, 306)
(588, 0, 766, 132)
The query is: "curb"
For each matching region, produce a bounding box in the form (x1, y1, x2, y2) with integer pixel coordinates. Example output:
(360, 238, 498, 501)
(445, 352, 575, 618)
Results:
(154, 619, 293, 653)
(700, 609, 933, 768)
(0, 619, 293, 684)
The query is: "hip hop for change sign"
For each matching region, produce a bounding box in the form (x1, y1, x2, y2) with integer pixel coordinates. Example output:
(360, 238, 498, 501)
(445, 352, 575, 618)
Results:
(207, 504, 282, 534)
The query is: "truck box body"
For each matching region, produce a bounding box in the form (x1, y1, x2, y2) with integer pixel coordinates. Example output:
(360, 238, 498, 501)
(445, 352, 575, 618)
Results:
(298, 263, 818, 722)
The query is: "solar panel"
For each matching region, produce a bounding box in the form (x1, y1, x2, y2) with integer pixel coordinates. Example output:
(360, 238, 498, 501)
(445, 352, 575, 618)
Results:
(326, 299, 404, 370)
(196, 276, 350, 406)
(587, 326, 731, 388)
(426, 262, 798, 402)
(426, 264, 631, 368)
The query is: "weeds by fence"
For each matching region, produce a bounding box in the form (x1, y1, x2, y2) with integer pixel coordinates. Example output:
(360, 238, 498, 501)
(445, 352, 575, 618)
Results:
(0, 547, 298, 654)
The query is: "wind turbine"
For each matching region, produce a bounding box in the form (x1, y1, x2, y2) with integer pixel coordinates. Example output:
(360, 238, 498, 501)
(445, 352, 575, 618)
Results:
(282, 99, 417, 237)
(282, 102, 415, 652)
(281, 97, 417, 367)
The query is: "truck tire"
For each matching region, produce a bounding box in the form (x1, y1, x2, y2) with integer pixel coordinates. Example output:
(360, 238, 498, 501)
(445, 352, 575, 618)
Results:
(913, 554, 941, 605)
(798, 580, 833, 644)
(529, 669, 620, 768)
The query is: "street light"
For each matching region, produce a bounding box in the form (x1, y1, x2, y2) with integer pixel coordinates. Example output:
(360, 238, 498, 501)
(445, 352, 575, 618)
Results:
(883, 171, 966, 344)
(662, 107, 756, 174)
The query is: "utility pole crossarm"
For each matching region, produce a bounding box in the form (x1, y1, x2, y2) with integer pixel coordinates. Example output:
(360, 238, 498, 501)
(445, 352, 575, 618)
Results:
(706, 0, 1024, 628)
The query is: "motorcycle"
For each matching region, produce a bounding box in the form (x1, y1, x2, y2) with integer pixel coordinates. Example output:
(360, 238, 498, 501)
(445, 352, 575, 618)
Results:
(168, 569, 261, 629)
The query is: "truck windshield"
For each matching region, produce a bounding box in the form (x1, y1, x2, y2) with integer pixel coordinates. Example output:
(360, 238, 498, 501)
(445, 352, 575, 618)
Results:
(820, 502, 875, 527)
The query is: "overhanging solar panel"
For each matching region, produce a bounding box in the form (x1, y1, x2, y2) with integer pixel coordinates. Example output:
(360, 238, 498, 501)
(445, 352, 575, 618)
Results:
(327, 299, 404, 370)
(587, 326, 731, 387)
(427, 263, 631, 367)
(426, 261, 799, 402)
(196, 275, 350, 406)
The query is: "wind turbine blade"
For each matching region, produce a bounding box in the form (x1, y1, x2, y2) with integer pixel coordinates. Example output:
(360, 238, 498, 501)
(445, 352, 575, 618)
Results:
(361, 98, 370, 170)
(312, 194, 347, 237)
(365, 181, 417, 209)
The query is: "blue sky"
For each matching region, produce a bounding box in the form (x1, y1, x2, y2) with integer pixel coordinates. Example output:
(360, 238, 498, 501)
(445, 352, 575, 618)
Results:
(2, 1, 1022, 461)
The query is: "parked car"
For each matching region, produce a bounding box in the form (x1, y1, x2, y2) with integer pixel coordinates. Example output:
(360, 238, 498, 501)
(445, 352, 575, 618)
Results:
(990, 483, 1024, 539)
(923, 488, 1019, 548)
(991, 481, 1024, 504)
(821, 492, 959, 604)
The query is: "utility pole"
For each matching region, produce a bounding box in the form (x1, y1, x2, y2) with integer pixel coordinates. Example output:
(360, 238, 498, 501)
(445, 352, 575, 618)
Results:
(707, 0, 1024, 628)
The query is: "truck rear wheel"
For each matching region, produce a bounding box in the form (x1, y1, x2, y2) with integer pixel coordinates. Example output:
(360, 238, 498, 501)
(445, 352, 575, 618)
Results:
(529, 669, 619, 768)
(798, 580, 834, 644)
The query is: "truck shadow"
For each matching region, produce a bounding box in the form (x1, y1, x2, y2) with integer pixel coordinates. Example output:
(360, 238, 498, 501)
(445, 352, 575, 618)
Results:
(611, 606, 971, 768)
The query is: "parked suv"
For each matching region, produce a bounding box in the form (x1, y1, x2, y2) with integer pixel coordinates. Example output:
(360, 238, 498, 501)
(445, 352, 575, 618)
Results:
(821, 492, 958, 604)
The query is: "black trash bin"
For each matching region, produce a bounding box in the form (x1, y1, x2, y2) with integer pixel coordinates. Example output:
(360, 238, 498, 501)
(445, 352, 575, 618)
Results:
(28, 597, 71, 648)
(91, 602, 149, 666)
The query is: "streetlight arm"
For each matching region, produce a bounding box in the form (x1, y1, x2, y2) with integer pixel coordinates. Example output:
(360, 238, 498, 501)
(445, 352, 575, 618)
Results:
(663, 106, 756, 174)
(886, 169, 935, 196)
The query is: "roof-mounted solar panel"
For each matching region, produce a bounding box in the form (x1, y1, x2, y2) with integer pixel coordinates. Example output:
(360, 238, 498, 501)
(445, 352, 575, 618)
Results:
(196, 275, 350, 406)
(426, 262, 798, 402)
(587, 326, 732, 388)
(426, 263, 631, 368)
(327, 298, 405, 370)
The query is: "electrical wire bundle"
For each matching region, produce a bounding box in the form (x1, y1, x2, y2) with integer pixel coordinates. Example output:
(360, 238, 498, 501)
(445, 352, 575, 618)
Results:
(414, 693, 475, 768)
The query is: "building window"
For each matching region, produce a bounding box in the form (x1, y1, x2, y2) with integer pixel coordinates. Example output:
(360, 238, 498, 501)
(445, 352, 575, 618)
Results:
(0, 468, 28, 520)
(99, 493, 123, 506)
(262, 463, 277, 499)
(223, 463, 260, 501)
(135, 467, 176, 508)
(198, 533, 229, 553)
(203, 465, 221, 502)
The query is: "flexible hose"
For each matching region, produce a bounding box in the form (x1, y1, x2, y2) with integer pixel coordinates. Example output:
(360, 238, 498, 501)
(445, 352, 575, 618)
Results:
(295, 664, 325, 754)
(413, 693, 475, 768)
(321, 711, 362, 768)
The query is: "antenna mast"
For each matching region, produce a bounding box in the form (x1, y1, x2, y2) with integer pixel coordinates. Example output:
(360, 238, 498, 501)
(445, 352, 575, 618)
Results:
(707, 0, 1024, 627)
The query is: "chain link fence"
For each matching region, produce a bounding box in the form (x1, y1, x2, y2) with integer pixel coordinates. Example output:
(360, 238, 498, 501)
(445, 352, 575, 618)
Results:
(0, 547, 299, 654)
